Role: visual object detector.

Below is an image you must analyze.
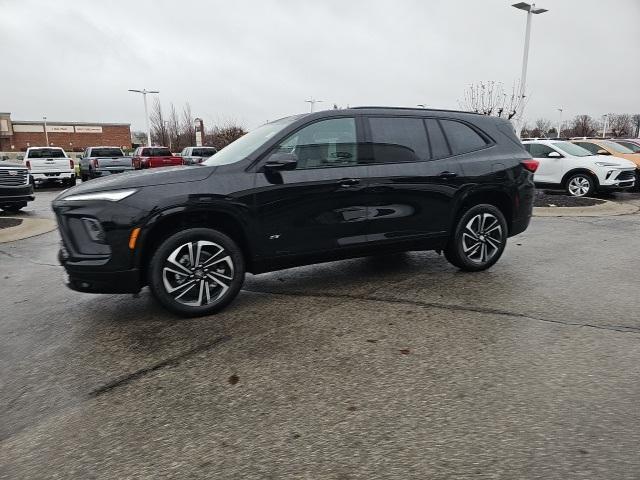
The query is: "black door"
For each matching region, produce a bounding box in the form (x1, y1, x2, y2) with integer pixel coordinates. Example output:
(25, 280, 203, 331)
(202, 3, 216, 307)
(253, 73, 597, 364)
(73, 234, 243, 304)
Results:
(364, 116, 461, 244)
(253, 117, 370, 257)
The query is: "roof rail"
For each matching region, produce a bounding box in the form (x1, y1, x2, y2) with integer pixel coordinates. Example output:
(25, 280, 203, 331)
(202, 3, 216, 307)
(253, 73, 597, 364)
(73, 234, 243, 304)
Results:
(350, 106, 479, 115)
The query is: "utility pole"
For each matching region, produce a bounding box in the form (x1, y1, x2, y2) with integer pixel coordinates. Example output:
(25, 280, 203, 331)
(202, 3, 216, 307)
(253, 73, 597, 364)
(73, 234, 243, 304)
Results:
(556, 107, 563, 138)
(128, 89, 159, 147)
(602, 114, 609, 138)
(43, 116, 49, 146)
(305, 98, 323, 113)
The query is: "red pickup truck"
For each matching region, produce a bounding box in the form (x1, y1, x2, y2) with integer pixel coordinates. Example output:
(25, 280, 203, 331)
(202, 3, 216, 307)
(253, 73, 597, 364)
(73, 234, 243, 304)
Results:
(132, 147, 183, 169)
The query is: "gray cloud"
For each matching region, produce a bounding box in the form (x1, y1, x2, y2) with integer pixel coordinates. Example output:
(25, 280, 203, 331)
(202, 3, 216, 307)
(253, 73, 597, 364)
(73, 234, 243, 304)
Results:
(1, 0, 638, 130)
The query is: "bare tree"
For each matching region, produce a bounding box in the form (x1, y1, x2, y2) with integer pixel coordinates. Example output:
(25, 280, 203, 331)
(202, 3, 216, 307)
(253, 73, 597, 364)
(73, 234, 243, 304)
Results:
(180, 103, 196, 147)
(459, 80, 526, 121)
(167, 103, 181, 151)
(570, 115, 597, 137)
(149, 98, 168, 146)
(608, 113, 634, 138)
(206, 120, 247, 150)
(632, 114, 640, 137)
(530, 118, 552, 138)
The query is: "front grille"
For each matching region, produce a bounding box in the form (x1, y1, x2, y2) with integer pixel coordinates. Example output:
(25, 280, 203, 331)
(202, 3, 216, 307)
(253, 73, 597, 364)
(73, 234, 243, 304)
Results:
(0, 169, 29, 186)
(616, 170, 636, 181)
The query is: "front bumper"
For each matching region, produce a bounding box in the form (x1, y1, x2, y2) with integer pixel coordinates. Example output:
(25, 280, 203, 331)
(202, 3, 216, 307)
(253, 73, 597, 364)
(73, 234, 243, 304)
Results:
(0, 184, 35, 205)
(60, 253, 142, 294)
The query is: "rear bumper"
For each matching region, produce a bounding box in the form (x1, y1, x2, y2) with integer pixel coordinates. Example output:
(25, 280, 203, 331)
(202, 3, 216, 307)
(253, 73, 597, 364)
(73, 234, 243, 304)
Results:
(0, 184, 35, 204)
(91, 168, 135, 177)
(32, 172, 74, 180)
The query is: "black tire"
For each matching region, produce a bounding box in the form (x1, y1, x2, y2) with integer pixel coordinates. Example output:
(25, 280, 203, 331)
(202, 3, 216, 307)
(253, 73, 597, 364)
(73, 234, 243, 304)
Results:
(148, 228, 245, 317)
(444, 204, 508, 272)
(1, 204, 23, 213)
(565, 172, 595, 197)
(80, 172, 89, 182)
(68, 176, 77, 187)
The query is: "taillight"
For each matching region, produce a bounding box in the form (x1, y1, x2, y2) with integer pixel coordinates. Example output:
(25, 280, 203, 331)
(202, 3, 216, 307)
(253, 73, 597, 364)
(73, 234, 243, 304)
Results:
(521, 159, 539, 173)
(26, 160, 31, 170)
(69, 159, 74, 169)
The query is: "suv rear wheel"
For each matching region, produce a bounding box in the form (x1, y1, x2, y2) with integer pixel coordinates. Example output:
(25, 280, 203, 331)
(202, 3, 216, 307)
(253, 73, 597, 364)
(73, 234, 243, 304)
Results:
(444, 204, 507, 271)
(148, 228, 245, 316)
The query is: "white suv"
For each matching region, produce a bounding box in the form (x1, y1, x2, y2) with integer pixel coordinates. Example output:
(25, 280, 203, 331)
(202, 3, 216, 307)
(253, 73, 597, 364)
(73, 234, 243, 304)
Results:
(522, 140, 636, 197)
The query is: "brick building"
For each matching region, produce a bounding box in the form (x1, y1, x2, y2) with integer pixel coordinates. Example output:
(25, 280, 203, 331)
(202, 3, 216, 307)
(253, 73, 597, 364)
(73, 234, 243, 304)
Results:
(0, 112, 131, 152)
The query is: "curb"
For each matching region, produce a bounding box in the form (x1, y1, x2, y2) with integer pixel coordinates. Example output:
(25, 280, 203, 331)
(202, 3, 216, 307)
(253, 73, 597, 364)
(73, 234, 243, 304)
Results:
(0, 217, 57, 243)
(534, 199, 639, 217)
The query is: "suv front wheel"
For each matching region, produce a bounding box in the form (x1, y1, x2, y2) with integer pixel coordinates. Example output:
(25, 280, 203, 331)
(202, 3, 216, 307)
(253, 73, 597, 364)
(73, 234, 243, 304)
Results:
(444, 204, 507, 272)
(148, 228, 245, 316)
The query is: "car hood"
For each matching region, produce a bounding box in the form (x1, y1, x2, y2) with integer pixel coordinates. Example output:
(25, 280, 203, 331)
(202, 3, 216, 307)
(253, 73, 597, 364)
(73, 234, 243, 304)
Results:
(56, 165, 216, 199)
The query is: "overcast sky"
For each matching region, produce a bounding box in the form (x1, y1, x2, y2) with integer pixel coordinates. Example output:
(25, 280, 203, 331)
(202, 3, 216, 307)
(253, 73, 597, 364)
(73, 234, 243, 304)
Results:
(1, 0, 638, 131)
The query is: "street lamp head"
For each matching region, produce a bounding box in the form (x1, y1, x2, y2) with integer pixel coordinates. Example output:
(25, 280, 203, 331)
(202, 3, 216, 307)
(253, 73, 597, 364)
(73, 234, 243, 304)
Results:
(512, 2, 548, 14)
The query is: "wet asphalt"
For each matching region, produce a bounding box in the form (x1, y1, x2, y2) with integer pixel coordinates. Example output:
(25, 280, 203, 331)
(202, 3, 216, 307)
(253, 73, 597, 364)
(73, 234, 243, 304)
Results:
(1, 187, 640, 479)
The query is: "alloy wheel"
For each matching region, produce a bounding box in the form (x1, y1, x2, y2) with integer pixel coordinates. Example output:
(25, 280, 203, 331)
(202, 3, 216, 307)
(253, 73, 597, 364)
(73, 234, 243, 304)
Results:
(567, 176, 591, 197)
(162, 240, 234, 307)
(461, 213, 503, 264)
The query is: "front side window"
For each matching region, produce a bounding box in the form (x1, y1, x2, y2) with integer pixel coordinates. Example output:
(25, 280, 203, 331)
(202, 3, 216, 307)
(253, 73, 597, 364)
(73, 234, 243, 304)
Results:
(525, 143, 556, 158)
(274, 117, 359, 169)
(440, 120, 488, 155)
(368, 117, 430, 164)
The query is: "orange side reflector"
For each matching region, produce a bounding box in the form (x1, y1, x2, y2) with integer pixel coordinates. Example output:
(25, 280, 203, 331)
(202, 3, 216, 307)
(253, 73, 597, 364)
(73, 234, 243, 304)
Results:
(129, 227, 141, 250)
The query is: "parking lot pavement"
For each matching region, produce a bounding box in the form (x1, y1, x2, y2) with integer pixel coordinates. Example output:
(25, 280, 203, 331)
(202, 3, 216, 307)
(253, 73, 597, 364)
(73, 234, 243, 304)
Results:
(1, 190, 640, 479)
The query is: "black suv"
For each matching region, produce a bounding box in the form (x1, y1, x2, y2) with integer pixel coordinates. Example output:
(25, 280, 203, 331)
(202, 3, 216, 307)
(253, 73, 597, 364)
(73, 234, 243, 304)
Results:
(52, 107, 536, 316)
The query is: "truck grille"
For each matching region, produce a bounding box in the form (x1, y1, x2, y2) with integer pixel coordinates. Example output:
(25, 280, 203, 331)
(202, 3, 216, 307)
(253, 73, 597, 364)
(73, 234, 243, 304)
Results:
(0, 169, 29, 186)
(616, 170, 636, 181)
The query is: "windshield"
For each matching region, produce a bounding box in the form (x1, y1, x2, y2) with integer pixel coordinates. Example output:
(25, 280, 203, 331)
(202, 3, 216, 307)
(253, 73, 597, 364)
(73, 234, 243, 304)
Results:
(616, 141, 640, 153)
(27, 148, 67, 158)
(552, 142, 593, 157)
(203, 116, 302, 166)
(601, 140, 634, 154)
(92, 148, 123, 157)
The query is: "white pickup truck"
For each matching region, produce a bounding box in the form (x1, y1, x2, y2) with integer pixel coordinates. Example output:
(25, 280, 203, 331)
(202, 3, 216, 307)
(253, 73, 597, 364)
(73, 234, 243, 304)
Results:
(22, 147, 76, 187)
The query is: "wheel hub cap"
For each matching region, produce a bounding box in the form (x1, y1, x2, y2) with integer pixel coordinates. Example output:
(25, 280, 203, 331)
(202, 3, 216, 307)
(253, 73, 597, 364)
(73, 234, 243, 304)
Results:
(461, 213, 503, 264)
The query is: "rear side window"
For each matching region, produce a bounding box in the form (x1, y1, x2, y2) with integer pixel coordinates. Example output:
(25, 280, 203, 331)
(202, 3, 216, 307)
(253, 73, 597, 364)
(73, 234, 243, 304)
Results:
(424, 119, 450, 159)
(368, 117, 430, 164)
(440, 120, 488, 155)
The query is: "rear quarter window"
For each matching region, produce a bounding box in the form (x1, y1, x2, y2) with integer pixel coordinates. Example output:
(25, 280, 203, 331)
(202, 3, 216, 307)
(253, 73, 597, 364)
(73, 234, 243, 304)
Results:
(440, 120, 488, 155)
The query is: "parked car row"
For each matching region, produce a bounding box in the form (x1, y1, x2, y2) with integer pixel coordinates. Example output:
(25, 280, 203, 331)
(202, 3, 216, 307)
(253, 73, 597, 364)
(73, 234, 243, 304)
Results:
(522, 138, 640, 196)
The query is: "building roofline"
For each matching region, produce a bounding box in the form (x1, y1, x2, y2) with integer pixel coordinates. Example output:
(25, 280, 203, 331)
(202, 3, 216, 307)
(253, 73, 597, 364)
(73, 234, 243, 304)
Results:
(12, 120, 131, 127)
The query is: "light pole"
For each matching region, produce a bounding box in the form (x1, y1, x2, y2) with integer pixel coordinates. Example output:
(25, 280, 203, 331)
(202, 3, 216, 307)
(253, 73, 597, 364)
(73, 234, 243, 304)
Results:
(602, 114, 609, 138)
(556, 107, 563, 138)
(512, 2, 548, 135)
(128, 89, 159, 146)
(305, 98, 323, 113)
(43, 116, 49, 146)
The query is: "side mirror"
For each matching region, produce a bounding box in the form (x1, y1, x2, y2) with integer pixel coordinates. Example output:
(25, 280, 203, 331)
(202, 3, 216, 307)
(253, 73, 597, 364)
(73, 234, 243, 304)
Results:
(597, 149, 611, 156)
(547, 151, 562, 158)
(263, 152, 298, 171)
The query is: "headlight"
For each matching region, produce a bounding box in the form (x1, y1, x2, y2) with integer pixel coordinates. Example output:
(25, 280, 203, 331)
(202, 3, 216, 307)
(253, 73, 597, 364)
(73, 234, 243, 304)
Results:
(594, 162, 621, 167)
(63, 189, 137, 202)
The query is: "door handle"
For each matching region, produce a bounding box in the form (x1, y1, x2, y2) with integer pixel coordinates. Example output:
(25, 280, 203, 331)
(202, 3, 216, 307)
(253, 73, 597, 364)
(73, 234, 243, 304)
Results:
(438, 171, 458, 179)
(339, 178, 360, 187)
